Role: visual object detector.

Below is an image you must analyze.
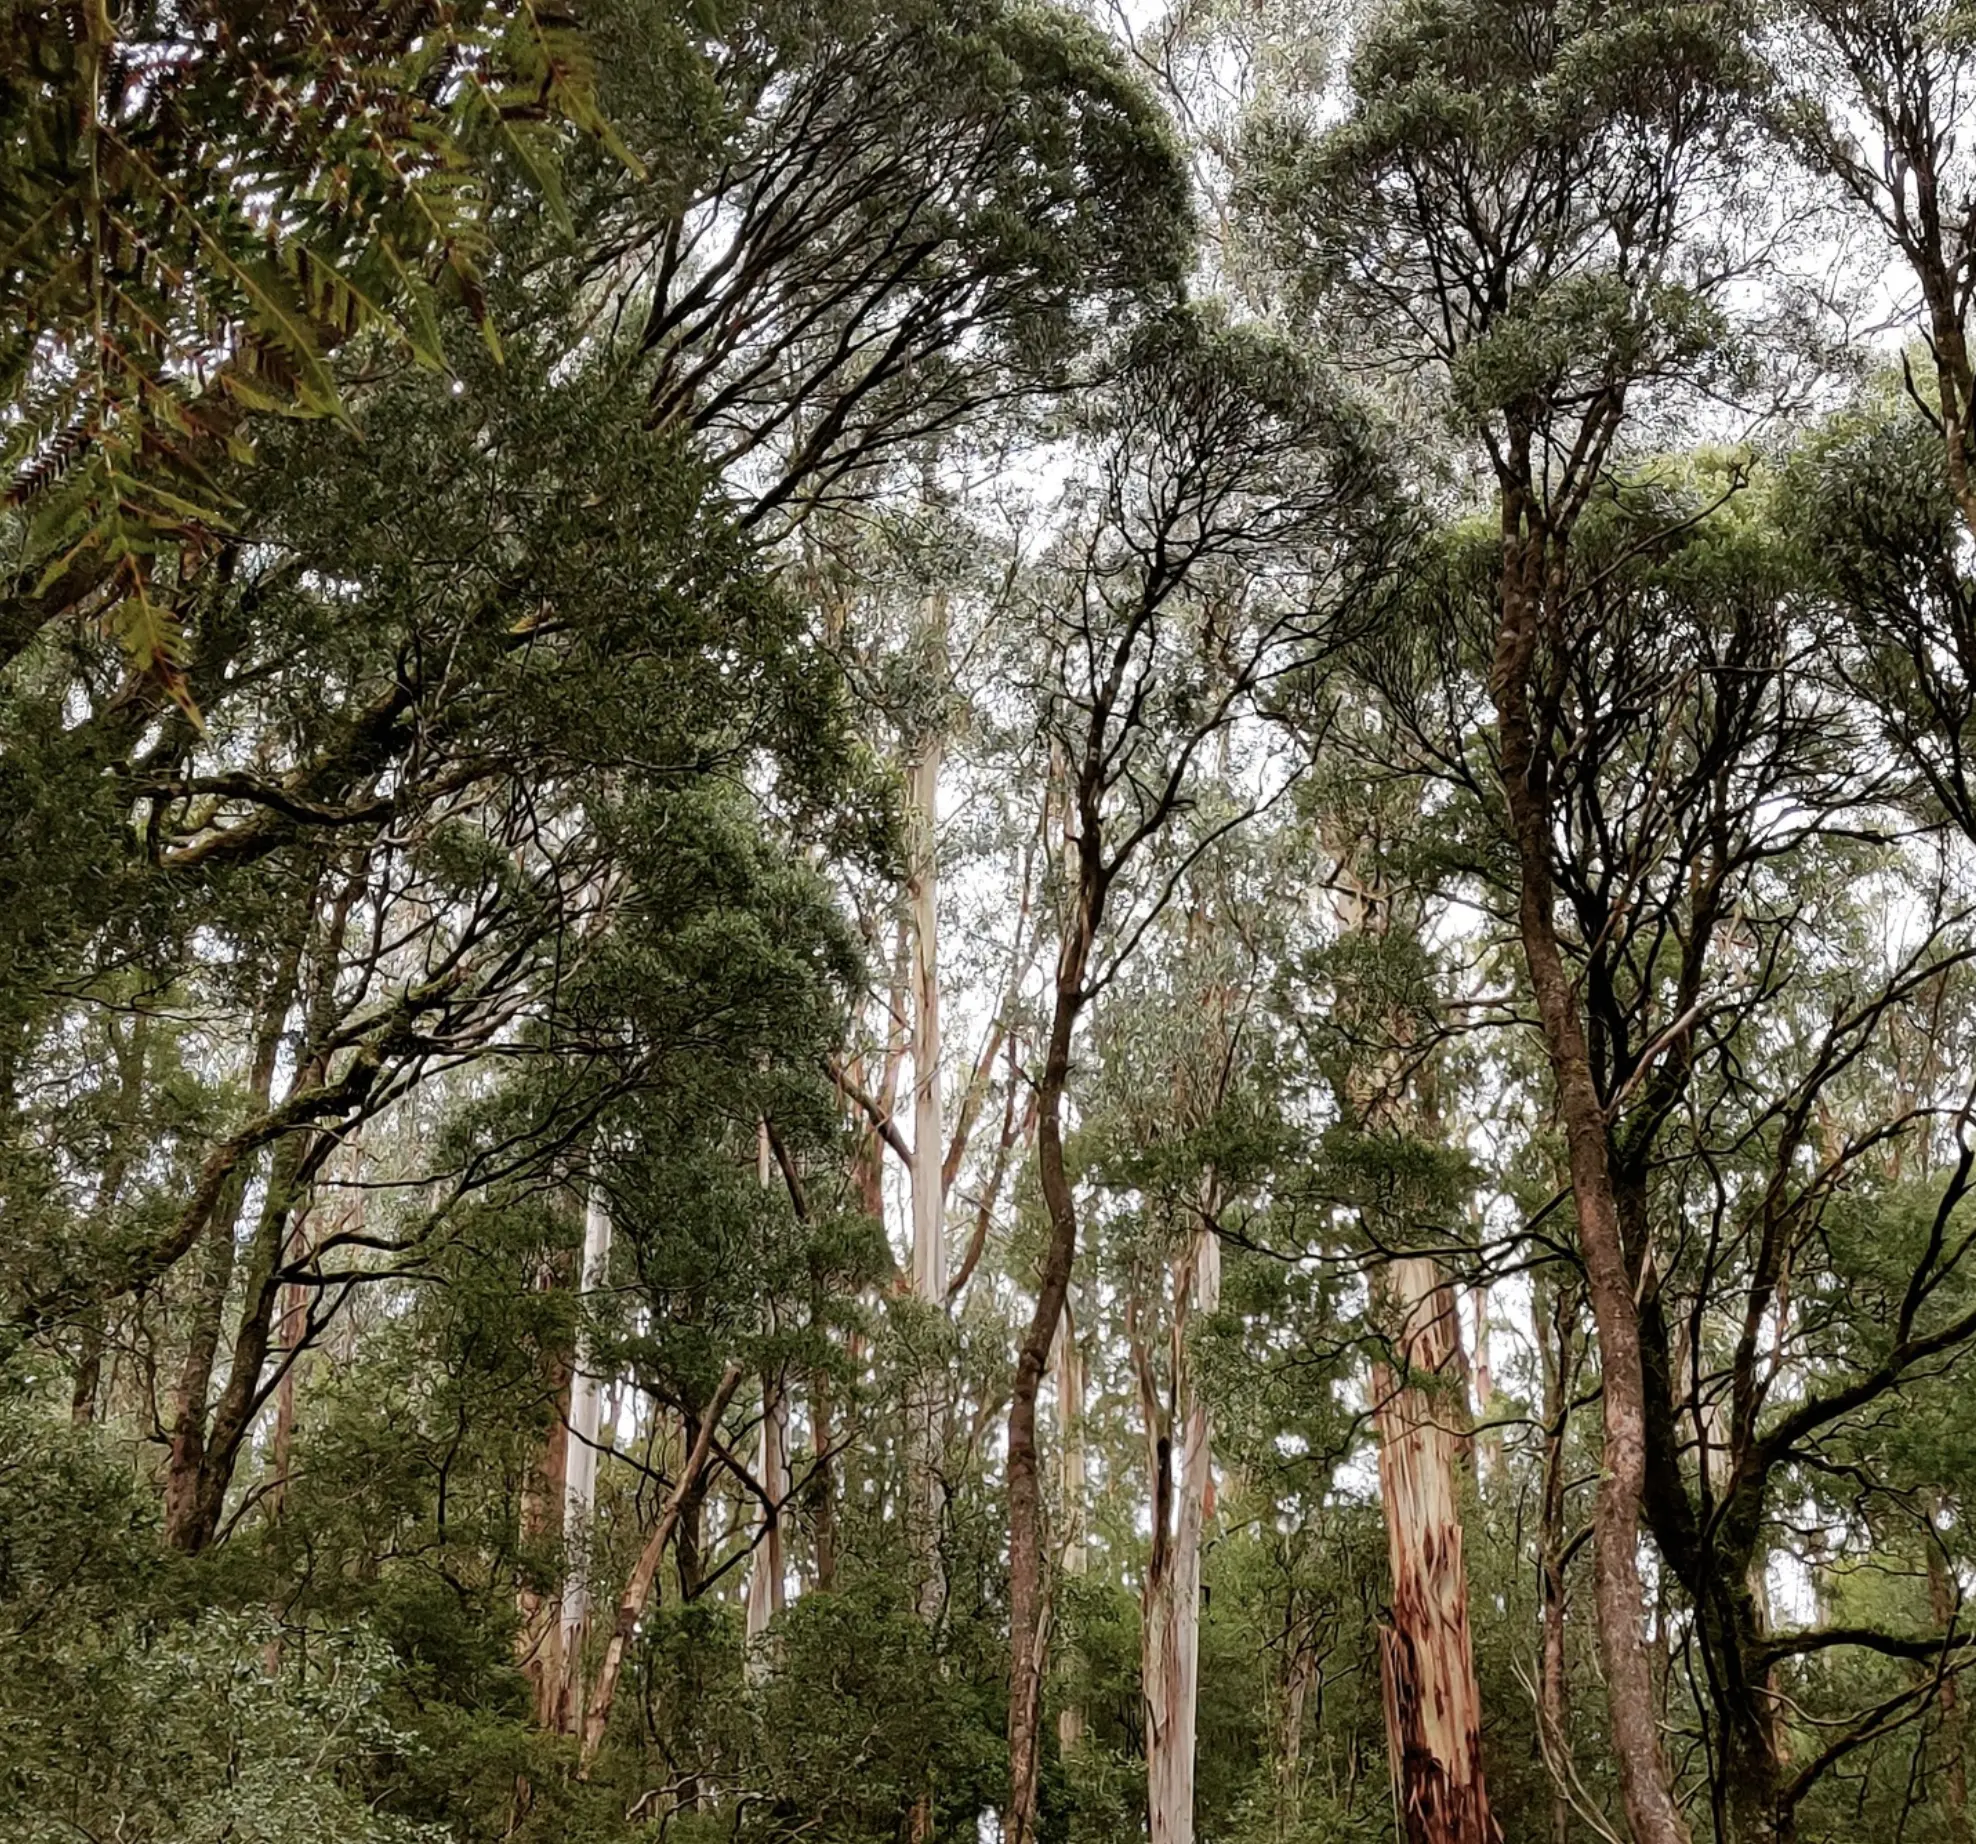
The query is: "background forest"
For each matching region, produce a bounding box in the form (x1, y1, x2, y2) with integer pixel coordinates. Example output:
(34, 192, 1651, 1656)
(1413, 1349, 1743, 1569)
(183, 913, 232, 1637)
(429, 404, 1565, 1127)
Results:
(11, 3, 1976, 1843)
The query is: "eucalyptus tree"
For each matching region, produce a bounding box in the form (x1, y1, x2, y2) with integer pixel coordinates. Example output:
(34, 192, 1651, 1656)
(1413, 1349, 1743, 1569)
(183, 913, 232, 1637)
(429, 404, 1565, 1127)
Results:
(0, 0, 1201, 1556)
(1781, 0, 1976, 537)
(1304, 756, 1499, 1844)
(1080, 837, 1257, 1844)
(1354, 446, 1976, 1843)
(0, 255, 870, 1507)
(1001, 308, 1394, 1844)
(584, 0, 1194, 536)
(1245, 6, 1774, 1835)
(571, 0, 1197, 1684)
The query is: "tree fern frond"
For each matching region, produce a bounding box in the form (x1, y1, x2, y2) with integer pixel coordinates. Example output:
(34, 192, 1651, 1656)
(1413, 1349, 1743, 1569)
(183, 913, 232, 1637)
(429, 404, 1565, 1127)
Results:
(0, 0, 624, 694)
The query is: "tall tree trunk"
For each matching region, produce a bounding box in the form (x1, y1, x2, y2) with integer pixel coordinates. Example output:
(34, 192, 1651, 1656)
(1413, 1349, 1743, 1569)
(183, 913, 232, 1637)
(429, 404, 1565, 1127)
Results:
(1055, 1284, 1087, 1755)
(1141, 1224, 1220, 1844)
(71, 1325, 105, 1426)
(176, 1113, 330, 1551)
(1006, 860, 1099, 1844)
(1699, 1589, 1786, 1844)
(906, 731, 947, 1624)
(161, 1189, 248, 1547)
(1469, 1283, 1500, 1484)
(1327, 820, 1498, 1844)
(908, 736, 947, 1307)
(1492, 512, 1690, 1844)
(745, 1373, 788, 1659)
(268, 1138, 366, 1525)
(766, 1120, 841, 1604)
(1372, 1258, 1499, 1844)
(74, 1011, 150, 1425)
(809, 1368, 838, 1593)
(676, 1408, 708, 1600)
(748, 1125, 788, 1665)
(519, 1299, 573, 1724)
(161, 919, 306, 1550)
(266, 1198, 316, 1523)
(852, 916, 911, 1222)
(1278, 1614, 1316, 1838)
(552, 1180, 614, 1732)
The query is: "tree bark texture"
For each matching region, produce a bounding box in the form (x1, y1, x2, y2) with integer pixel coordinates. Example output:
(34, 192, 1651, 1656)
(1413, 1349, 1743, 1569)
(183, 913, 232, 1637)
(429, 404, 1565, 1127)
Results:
(161, 902, 314, 1552)
(1006, 851, 1099, 1844)
(1491, 513, 1691, 1844)
(1055, 1286, 1087, 1756)
(518, 1329, 573, 1728)
(550, 1180, 614, 1732)
(1372, 1257, 1499, 1844)
(906, 732, 947, 1625)
(1141, 1225, 1220, 1844)
(1537, 1271, 1580, 1844)
(745, 1373, 788, 1661)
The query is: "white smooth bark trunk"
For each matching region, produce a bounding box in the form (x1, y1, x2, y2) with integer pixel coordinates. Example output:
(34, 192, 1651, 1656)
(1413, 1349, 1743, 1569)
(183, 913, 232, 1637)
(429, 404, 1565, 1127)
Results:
(746, 1379, 788, 1655)
(563, 1192, 614, 1591)
(1055, 1285, 1087, 1752)
(1145, 1227, 1220, 1844)
(748, 1124, 788, 1664)
(555, 1182, 614, 1728)
(905, 733, 947, 1623)
(908, 737, 946, 1302)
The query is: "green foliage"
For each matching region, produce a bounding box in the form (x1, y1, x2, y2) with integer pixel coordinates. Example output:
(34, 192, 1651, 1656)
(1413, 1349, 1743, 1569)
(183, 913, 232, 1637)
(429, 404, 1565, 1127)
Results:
(1241, 0, 1762, 446)
(8, 1614, 446, 1844)
(14, 3, 1976, 1844)
(0, 0, 641, 705)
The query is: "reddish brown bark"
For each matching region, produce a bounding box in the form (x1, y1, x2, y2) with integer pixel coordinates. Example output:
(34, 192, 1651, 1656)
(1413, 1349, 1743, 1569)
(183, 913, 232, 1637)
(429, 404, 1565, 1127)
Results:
(266, 1199, 317, 1523)
(1372, 1260, 1499, 1844)
(1491, 512, 1690, 1844)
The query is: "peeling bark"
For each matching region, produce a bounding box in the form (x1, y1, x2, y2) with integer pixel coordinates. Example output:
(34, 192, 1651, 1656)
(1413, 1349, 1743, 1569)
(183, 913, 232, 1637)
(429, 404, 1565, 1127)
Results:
(1371, 1258, 1499, 1844)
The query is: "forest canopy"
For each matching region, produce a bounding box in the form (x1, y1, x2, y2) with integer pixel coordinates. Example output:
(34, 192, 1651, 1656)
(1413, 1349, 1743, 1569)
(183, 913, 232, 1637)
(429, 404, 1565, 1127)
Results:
(9, 4, 1976, 1844)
